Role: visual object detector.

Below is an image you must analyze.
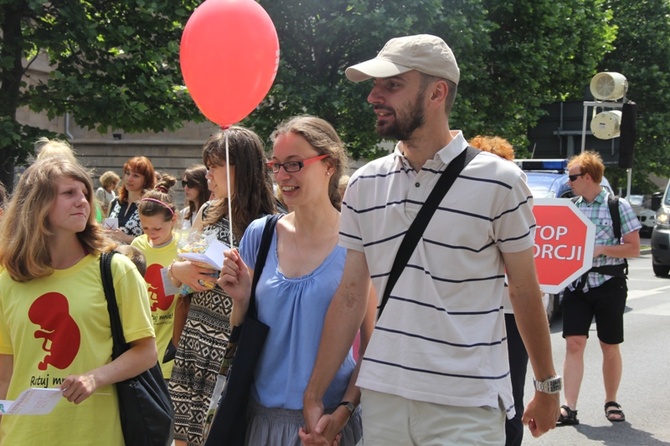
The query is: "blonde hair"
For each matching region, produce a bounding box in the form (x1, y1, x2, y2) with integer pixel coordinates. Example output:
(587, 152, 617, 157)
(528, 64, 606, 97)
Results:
(0, 181, 6, 209)
(35, 137, 77, 163)
(0, 158, 113, 282)
(99, 170, 121, 189)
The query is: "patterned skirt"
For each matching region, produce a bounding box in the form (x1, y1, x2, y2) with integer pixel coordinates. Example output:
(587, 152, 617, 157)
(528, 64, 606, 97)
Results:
(169, 286, 233, 445)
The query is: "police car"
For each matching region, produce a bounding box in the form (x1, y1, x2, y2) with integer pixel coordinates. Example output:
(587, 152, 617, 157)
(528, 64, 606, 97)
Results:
(516, 159, 614, 199)
(516, 159, 613, 322)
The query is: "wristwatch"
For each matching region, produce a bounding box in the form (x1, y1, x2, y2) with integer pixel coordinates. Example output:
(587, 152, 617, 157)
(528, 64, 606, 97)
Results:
(533, 375, 563, 394)
(338, 401, 356, 417)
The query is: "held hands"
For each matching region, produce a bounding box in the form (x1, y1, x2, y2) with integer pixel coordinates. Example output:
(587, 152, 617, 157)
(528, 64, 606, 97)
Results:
(217, 249, 252, 305)
(60, 373, 98, 405)
(299, 402, 344, 446)
(522, 391, 560, 437)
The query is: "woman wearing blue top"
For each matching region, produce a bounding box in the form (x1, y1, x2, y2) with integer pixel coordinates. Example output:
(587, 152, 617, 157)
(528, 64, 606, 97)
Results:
(220, 116, 374, 446)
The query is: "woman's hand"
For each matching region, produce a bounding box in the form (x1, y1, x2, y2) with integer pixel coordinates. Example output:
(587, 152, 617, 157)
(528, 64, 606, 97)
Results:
(60, 337, 157, 405)
(60, 373, 99, 404)
(217, 249, 252, 305)
(171, 260, 218, 293)
(299, 409, 346, 446)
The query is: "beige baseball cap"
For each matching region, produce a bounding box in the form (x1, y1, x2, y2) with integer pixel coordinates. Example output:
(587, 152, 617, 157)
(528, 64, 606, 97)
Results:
(345, 34, 460, 85)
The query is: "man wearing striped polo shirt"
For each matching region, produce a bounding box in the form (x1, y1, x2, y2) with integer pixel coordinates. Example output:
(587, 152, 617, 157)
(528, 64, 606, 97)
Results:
(302, 34, 560, 445)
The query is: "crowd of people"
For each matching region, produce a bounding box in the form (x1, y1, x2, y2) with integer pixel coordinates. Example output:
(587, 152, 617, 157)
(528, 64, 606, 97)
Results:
(0, 33, 640, 446)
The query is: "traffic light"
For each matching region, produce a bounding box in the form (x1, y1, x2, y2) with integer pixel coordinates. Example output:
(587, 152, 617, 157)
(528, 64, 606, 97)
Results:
(619, 101, 636, 169)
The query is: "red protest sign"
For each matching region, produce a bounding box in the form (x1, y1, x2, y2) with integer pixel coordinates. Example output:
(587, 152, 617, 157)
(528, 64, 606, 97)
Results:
(532, 198, 596, 294)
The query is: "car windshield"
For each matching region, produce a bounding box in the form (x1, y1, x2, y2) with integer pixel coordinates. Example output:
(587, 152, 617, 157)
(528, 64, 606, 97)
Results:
(528, 187, 556, 199)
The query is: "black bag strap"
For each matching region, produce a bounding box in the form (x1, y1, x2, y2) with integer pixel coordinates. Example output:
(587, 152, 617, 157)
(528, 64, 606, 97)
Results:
(607, 195, 628, 275)
(100, 251, 128, 359)
(247, 214, 281, 321)
(608, 195, 622, 241)
(378, 146, 480, 317)
(571, 193, 628, 288)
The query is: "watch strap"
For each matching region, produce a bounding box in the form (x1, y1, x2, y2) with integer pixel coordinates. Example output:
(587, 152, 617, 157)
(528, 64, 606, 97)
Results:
(337, 401, 355, 417)
(533, 375, 563, 393)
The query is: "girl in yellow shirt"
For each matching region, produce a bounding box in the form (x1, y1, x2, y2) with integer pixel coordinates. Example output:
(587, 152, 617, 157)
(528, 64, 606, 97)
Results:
(0, 157, 156, 445)
(132, 175, 180, 379)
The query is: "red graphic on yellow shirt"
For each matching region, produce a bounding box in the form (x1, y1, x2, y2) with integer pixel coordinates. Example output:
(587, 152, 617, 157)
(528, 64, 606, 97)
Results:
(28, 292, 81, 371)
(145, 263, 175, 312)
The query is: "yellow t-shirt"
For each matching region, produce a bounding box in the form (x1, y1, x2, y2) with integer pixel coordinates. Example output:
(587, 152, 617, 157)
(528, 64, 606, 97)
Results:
(0, 254, 154, 446)
(131, 234, 179, 378)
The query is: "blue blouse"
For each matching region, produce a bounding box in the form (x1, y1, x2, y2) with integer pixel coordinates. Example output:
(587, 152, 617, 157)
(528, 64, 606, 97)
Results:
(239, 216, 355, 410)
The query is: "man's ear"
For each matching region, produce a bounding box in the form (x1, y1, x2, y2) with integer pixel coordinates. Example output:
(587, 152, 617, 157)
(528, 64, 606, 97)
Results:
(428, 80, 448, 106)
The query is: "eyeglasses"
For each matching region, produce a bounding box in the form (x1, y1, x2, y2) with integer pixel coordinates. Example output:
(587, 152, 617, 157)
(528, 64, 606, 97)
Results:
(568, 173, 586, 182)
(182, 180, 196, 188)
(266, 154, 329, 174)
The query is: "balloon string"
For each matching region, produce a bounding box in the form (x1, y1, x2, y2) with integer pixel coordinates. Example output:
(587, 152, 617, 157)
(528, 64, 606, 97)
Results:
(224, 130, 234, 248)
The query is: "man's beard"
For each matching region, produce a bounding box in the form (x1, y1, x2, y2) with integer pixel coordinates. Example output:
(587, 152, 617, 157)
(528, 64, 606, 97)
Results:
(376, 89, 426, 141)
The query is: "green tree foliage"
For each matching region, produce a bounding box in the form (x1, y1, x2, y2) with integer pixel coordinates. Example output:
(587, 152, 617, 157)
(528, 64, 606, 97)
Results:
(251, 0, 614, 159)
(598, 0, 670, 193)
(251, 0, 447, 160)
(454, 0, 615, 154)
(0, 0, 631, 190)
(0, 0, 202, 188)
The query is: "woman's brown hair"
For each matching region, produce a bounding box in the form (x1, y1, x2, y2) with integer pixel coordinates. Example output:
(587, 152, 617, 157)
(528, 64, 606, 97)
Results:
(202, 127, 276, 241)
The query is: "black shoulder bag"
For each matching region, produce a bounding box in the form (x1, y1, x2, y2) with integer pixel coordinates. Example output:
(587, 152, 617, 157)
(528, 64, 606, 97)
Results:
(379, 147, 480, 316)
(100, 251, 174, 446)
(205, 214, 280, 445)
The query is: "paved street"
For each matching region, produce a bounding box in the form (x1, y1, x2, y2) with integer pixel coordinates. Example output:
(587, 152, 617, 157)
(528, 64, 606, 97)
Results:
(522, 251, 670, 445)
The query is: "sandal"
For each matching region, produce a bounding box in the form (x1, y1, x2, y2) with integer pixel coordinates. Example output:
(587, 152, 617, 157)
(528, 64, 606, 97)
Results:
(605, 401, 626, 422)
(557, 405, 579, 425)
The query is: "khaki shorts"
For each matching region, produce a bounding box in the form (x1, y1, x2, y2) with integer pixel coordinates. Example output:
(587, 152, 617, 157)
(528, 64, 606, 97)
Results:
(360, 388, 505, 446)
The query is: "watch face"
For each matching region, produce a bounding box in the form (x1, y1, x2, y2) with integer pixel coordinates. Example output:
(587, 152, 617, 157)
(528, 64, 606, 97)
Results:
(535, 377, 562, 393)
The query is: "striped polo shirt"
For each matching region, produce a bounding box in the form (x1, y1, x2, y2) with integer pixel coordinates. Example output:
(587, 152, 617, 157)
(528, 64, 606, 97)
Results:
(570, 189, 641, 291)
(341, 131, 536, 416)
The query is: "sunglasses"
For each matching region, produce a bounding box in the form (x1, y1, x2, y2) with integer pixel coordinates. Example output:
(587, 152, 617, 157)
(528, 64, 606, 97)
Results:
(182, 180, 197, 188)
(266, 154, 329, 174)
(568, 173, 586, 182)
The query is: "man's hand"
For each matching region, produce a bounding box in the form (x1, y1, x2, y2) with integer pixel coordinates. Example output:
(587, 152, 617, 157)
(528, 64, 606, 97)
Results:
(522, 391, 560, 437)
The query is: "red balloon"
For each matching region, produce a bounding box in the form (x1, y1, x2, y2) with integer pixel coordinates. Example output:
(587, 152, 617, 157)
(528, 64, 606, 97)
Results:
(180, 0, 279, 127)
